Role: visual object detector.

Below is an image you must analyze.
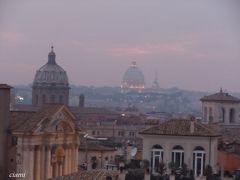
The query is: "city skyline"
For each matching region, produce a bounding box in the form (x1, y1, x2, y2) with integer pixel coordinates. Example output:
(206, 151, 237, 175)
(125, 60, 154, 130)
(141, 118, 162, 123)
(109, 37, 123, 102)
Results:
(0, 0, 240, 91)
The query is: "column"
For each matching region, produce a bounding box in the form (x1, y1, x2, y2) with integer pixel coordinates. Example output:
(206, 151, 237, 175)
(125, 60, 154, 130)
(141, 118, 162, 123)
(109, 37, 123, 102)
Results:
(34, 146, 41, 180)
(28, 145, 35, 180)
(71, 145, 76, 173)
(54, 163, 59, 177)
(59, 163, 63, 176)
(45, 145, 51, 179)
(22, 145, 30, 179)
(63, 144, 68, 175)
(75, 144, 79, 172)
(40, 145, 45, 180)
(68, 145, 72, 173)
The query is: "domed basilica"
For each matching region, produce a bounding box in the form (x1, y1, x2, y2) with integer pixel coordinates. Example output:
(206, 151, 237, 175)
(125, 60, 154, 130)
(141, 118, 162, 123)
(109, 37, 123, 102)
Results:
(32, 46, 70, 106)
(121, 61, 145, 91)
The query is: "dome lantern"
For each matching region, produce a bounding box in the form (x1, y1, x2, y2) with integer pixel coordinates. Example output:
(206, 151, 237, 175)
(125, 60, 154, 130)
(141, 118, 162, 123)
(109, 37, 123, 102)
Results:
(48, 46, 56, 65)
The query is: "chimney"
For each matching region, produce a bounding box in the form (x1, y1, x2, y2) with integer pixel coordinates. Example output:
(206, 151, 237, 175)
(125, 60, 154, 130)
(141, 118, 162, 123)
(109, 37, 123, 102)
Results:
(0, 84, 12, 179)
(190, 116, 195, 134)
(79, 94, 85, 107)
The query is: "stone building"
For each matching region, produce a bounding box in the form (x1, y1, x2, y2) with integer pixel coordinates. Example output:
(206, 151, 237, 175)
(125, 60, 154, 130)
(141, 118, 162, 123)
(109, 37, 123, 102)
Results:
(140, 119, 219, 177)
(1, 84, 81, 180)
(32, 46, 70, 106)
(9, 103, 82, 179)
(200, 89, 240, 124)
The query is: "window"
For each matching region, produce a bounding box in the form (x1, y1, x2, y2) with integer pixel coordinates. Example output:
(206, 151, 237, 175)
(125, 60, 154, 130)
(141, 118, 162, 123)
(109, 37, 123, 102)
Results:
(35, 95, 38, 105)
(12, 136, 18, 145)
(151, 145, 164, 173)
(221, 108, 225, 122)
(209, 107, 213, 122)
(92, 131, 95, 135)
(172, 145, 184, 168)
(193, 146, 205, 176)
(204, 107, 207, 122)
(230, 108, 235, 123)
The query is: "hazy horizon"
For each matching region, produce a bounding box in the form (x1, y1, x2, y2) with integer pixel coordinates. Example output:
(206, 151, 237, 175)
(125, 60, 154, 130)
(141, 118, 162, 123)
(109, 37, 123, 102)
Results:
(1, 0, 240, 92)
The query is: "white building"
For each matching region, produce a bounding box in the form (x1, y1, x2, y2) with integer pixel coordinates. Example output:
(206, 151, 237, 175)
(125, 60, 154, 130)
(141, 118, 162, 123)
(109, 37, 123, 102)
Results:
(200, 89, 240, 124)
(140, 119, 219, 177)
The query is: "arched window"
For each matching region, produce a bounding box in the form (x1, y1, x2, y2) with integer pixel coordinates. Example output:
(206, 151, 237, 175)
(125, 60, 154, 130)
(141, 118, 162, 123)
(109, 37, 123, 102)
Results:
(230, 108, 235, 123)
(209, 107, 213, 122)
(221, 108, 225, 122)
(204, 107, 207, 122)
(151, 145, 164, 173)
(193, 146, 205, 176)
(35, 95, 38, 105)
(172, 145, 184, 168)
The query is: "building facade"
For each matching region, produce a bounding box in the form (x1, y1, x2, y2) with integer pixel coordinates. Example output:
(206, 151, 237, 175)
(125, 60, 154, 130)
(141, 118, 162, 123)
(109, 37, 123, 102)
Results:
(9, 104, 81, 180)
(200, 89, 240, 124)
(140, 119, 219, 177)
(0, 84, 12, 179)
(32, 46, 70, 106)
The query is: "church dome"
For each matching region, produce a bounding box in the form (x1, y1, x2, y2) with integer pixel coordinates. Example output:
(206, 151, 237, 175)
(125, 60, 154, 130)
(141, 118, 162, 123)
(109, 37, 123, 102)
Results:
(121, 62, 145, 90)
(33, 46, 69, 86)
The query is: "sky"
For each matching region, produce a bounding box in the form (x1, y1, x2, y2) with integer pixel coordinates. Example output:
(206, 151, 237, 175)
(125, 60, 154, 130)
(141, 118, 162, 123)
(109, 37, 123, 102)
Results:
(0, 0, 240, 92)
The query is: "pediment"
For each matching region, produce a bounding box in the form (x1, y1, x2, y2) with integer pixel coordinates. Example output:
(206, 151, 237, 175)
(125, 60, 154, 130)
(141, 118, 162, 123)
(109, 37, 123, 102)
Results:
(35, 106, 77, 134)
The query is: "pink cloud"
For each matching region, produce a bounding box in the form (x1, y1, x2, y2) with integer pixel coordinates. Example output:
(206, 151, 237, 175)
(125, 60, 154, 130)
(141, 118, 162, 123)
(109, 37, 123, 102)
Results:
(108, 47, 152, 56)
(107, 42, 188, 56)
(0, 31, 24, 47)
(107, 41, 206, 59)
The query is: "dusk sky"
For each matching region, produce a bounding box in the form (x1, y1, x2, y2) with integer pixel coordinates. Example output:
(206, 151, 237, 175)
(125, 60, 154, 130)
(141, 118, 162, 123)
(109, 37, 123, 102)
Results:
(0, 0, 240, 92)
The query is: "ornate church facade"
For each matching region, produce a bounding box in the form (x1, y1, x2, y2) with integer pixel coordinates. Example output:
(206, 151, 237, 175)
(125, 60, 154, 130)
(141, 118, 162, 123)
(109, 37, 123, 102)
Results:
(0, 47, 81, 180)
(9, 104, 81, 180)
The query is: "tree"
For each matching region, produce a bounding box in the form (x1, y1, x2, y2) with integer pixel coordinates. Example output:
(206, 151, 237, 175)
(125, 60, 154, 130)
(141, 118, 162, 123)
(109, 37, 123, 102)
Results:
(156, 161, 167, 176)
(204, 165, 213, 180)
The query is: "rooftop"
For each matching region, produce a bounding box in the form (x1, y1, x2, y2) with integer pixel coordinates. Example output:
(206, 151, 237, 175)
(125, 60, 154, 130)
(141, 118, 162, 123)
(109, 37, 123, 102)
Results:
(10, 104, 79, 133)
(140, 119, 219, 137)
(200, 89, 240, 103)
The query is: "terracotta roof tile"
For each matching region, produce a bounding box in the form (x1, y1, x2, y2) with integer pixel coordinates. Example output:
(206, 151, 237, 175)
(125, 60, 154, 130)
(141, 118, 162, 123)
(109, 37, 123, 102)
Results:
(11, 104, 64, 133)
(140, 119, 219, 137)
(10, 111, 36, 131)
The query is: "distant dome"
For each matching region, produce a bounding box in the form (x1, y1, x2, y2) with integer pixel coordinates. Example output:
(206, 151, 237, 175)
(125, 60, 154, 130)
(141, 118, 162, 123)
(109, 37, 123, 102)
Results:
(33, 46, 69, 86)
(121, 62, 145, 91)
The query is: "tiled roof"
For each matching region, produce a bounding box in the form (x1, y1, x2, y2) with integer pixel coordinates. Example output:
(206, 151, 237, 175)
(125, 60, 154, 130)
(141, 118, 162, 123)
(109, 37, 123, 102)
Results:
(70, 106, 116, 115)
(140, 119, 219, 137)
(10, 111, 36, 131)
(10, 104, 67, 133)
(200, 90, 240, 103)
